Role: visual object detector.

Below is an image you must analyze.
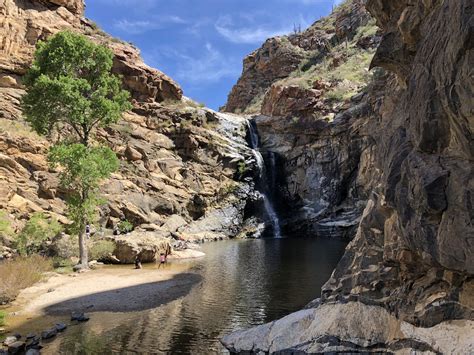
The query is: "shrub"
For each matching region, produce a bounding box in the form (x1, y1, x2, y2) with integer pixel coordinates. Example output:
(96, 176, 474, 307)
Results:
(89, 240, 115, 261)
(237, 161, 248, 179)
(0, 310, 5, 327)
(0, 211, 13, 245)
(0, 255, 53, 303)
(52, 257, 75, 274)
(118, 220, 134, 234)
(15, 213, 62, 256)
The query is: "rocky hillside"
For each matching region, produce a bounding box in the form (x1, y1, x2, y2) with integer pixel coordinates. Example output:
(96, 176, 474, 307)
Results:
(223, 0, 473, 353)
(224, 0, 380, 239)
(0, 0, 254, 250)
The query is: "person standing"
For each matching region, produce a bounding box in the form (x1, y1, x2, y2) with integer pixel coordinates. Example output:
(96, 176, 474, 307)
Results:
(85, 224, 91, 239)
(158, 253, 166, 269)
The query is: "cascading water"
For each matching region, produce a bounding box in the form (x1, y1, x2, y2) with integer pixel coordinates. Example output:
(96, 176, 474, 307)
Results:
(248, 120, 282, 238)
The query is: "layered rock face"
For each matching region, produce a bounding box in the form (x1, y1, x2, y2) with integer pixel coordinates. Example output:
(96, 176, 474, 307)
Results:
(0, 0, 253, 246)
(223, 0, 474, 352)
(225, 0, 379, 238)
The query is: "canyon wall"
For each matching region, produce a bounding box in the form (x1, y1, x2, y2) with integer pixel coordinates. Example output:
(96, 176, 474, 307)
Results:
(0, 0, 253, 251)
(225, 0, 379, 238)
(223, 0, 473, 352)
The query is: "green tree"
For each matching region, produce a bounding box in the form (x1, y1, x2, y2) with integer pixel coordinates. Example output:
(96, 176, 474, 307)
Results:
(21, 31, 131, 268)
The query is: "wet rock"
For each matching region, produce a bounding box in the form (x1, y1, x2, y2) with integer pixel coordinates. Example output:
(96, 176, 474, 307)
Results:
(25, 349, 41, 355)
(41, 328, 57, 340)
(25, 336, 40, 350)
(55, 323, 67, 332)
(71, 313, 89, 322)
(3, 336, 18, 346)
(7, 341, 25, 354)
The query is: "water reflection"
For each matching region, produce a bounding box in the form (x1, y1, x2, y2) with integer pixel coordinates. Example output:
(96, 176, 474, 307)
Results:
(37, 238, 346, 354)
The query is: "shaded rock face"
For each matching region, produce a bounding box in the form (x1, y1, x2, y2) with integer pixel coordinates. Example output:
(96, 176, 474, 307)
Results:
(321, 0, 474, 324)
(223, 0, 473, 352)
(0, 0, 254, 243)
(254, 107, 374, 239)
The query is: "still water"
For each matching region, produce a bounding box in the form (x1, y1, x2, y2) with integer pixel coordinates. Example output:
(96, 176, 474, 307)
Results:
(26, 238, 346, 354)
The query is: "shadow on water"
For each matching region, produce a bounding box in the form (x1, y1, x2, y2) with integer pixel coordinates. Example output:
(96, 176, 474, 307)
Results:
(6, 238, 347, 354)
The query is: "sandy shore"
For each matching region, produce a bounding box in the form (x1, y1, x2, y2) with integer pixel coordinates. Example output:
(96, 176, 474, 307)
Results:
(9, 263, 201, 317)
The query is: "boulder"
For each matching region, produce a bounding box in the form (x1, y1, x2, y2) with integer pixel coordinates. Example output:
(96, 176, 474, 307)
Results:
(7, 341, 25, 354)
(71, 313, 89, 322)
(41, 328, 57, 340)
(112, 231, 171, 264)
(222, 302, 474, 354)
(3, 336, 18, 346)
(160, 214, 187, 233)
(54, 323, 67, 332)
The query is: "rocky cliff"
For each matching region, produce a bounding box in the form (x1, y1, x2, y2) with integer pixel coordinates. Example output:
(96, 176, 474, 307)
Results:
(225, 0, 379, 239)
(223, 0, 473, 352)
(0, 0, 254, 251)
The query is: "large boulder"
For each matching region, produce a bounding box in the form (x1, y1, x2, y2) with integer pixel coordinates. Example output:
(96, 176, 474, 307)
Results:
(112, 231, 171, 264)
(222, 302, 474, 354)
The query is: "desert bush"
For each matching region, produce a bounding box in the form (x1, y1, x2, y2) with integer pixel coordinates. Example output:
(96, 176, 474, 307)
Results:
(0, 255, 53, 303)
(0, 211, 14, 246)
(16, 213, 62, 256)
(117, 220, 134, 234)
(89, 240, 116, 261)
(0, 310, 5, 326)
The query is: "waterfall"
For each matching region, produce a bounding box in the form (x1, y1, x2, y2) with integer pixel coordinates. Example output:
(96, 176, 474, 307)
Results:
(248, 120, 282, 238)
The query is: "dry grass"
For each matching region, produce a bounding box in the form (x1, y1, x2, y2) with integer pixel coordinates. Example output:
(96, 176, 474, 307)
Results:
(0, 255, 53, 303)
(0, 118, 41, 140)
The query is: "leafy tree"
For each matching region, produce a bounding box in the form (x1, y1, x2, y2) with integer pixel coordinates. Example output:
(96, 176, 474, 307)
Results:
(21, 31, 131, 268)
(16, 213, 62, 256)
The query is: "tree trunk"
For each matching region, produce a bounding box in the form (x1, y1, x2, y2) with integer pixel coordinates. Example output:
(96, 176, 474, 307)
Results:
(79, 228, 88, 268)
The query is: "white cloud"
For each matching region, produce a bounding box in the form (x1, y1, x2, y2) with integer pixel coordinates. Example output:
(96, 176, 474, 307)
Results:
(215, 15, 293, 44)
(114, 15, 186, 34)
(175, 43, 240, 83)
(144, 43, 240, 85)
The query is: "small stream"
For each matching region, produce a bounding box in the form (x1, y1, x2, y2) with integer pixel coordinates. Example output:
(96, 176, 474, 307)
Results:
(9, 238, 346, 354)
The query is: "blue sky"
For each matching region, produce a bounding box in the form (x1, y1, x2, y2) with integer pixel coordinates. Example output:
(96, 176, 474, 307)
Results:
(86, 0, 342, 110)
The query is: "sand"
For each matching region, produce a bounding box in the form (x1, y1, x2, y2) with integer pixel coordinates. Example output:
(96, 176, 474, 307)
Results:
(9, 263, 201, 317)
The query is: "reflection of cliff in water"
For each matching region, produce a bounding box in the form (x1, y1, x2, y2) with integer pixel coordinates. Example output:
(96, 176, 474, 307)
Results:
(35, 238, 346, 354)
